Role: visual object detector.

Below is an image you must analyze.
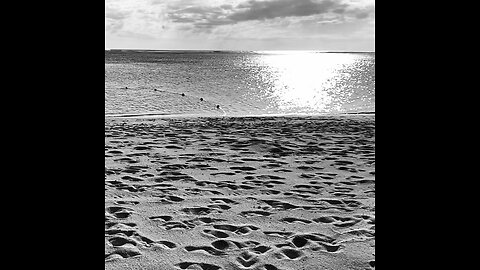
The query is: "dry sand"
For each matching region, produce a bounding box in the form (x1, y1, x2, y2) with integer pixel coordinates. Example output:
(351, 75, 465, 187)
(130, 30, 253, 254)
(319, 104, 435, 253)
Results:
(105, 115, 375, 270)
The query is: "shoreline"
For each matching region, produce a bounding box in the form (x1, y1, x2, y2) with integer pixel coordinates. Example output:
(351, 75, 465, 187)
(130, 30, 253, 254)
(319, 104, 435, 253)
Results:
(105, 114, 375, 270)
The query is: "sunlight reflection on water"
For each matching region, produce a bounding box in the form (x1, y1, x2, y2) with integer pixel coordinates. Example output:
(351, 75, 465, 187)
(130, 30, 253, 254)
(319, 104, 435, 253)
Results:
(105, 51, 374, 116)
(253, 51, 373, 114)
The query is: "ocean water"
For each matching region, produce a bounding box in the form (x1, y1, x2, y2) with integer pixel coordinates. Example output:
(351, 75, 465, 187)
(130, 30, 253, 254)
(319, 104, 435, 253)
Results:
(105, 50, 374, 117)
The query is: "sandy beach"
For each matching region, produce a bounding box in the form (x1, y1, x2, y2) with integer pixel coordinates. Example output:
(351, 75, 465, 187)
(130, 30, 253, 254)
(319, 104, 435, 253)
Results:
(105, 115, 375, 270)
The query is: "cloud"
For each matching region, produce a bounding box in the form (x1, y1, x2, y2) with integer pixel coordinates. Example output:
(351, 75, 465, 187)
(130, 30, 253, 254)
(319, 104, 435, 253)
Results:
(166, 0, 374, 30)
(229, 0, 343, 21)
(105, 7, 132, 33)
(105, 7, 131, 21)
(105, 0, 375, 50)
(167, 5, 232, 29)
(105, 0, 169, 39)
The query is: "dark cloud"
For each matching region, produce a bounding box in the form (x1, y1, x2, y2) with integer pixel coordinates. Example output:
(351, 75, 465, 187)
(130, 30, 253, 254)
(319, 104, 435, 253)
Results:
(229, 0, 343, 22)
(166, 0, 373, 30)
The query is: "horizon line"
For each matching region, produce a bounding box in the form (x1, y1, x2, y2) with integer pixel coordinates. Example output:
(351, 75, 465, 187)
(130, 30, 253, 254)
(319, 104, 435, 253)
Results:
(105, 49, 375, 53)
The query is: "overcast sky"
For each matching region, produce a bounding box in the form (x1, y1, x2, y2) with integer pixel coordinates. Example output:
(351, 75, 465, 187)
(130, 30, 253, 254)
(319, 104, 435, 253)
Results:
(105, 0, 375, 51)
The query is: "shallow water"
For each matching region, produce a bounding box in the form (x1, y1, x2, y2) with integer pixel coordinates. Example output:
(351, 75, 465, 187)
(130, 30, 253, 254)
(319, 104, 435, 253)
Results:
(105, 50, 374, 117)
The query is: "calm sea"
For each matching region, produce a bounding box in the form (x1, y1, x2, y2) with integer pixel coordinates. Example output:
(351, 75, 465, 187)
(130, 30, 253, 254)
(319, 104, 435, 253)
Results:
(105, 50, 374, 117)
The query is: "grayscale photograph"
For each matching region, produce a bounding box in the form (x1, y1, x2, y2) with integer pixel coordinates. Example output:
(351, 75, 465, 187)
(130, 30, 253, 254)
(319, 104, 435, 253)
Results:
(105, 0, 375, 269)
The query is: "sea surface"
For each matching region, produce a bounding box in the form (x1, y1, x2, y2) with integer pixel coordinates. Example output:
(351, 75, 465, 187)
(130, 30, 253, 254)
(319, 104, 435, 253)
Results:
(105, 50, 375, 117)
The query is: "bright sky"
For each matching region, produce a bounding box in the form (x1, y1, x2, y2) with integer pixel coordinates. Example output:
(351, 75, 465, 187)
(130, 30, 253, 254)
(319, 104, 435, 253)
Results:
(105, 0, 375, 51)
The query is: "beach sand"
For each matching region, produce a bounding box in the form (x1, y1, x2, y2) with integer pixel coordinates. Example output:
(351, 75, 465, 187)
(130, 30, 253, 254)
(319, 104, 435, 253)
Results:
(105, 115, 375, 270)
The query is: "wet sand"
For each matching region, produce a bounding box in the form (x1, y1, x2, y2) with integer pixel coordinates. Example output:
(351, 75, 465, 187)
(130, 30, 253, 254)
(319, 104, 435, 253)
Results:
(105, 115, 375, 270)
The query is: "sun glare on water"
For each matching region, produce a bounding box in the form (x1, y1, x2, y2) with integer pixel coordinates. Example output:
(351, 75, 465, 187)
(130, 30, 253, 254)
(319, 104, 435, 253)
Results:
(255, 51, 362, 114)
